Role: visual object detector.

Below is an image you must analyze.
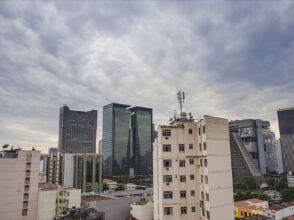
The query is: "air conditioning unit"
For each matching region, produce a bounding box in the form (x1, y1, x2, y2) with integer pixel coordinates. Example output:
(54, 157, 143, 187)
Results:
(166, 182, 170, 186)
(165, 137, 169, 140)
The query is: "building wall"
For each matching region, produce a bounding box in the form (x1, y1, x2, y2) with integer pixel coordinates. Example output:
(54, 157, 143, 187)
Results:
(131, 201, 154, 220)
(0, 150, 40, 220)
(63, 154, 74, 187)
(153, 116, 234, 220)
(278, 108, 294, 173)
(58, 105, 97, 154)
(275, 205, 294, 220)
(37, 190, 57, 220)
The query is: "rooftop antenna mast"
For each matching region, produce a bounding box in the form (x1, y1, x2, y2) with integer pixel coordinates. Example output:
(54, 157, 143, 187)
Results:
(177, 90, 185, 119)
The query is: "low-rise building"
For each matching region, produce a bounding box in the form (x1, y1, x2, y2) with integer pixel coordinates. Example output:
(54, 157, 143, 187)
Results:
(287, 172, 294, 187)
(234, 199, 294, 220)
(130, 200, 153, 220)
(37, 183, 81, 220)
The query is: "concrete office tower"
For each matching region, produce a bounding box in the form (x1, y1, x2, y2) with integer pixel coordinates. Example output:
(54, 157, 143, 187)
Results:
(278, 107, 294, 172)
(102, 103, 153, 178)
(58, 105, 97, 153)
(229, 119, 282, 182)
(153, 116, 234, 220)
(47, 152, 103, 193)
(0, 149, 40, 220)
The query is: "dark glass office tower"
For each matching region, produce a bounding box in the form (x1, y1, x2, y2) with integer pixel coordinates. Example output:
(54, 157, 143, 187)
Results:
(102, 103, 131, 177)
(130, 107, 153, 176)
(58, 105, 97, 153)
(102, 103, 153, 178)
(278, 107, 294, 172)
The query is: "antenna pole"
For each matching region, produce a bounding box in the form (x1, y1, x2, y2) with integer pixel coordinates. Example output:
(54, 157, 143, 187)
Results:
(177, 91, 185, 119)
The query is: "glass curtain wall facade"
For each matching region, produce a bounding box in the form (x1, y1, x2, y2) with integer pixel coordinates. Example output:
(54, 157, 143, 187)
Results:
(278, 107, 294, 172)
(130, 107, 153, 176)
(102, 103, 153, 178)
(73, 154, 102, 193)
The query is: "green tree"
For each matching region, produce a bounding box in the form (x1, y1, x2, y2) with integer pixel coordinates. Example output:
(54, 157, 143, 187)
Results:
(115, 184, 126, 191)
(103, 183, 109, 191)
(281, 188, 294, 202)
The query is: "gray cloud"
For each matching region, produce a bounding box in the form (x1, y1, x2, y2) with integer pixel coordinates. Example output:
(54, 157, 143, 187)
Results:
(0, 1, 293, 152)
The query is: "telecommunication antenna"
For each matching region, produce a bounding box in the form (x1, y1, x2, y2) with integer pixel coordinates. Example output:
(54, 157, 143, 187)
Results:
(177, 90, 185, 119)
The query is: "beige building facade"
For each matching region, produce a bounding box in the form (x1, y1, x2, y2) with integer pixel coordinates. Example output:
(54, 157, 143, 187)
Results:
(0, 149, 40, 220)
(37, 183, 81, 220)
(153, 116, 234, 220)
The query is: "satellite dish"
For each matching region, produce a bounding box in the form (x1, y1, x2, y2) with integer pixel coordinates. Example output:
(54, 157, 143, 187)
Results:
(2, 144, 9, 149)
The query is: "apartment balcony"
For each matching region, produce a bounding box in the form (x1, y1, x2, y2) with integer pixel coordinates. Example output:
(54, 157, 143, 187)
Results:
(26, 164, 31, 170)
(24, 187, 30, 193)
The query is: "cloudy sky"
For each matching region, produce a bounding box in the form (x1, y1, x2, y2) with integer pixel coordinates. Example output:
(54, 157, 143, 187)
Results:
(0, 1, 293, 153)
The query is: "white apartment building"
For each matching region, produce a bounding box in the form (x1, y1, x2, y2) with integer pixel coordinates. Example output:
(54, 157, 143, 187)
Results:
(0, 149, 40, 220)
(37, 183, 81, 220)
(153, 115, 234, 220)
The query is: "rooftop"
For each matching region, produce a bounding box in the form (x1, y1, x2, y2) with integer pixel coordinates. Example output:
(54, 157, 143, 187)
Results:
(39, 183, 75, 191)
(278, 107, 294, 112)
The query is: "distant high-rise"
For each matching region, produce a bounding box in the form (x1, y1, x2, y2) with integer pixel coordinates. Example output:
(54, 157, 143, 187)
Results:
(278, 107, 294, 172)
(58, 105, 97, 153)
(229, 119, 282, 181)
(102, 103, 153, 178)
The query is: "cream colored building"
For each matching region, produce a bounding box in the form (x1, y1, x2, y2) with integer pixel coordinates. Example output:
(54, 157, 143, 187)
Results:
(153, 116, 234, 220)
(130, 200, 154, 220)
(0, 149, 40, 220)
(37, 183, 81, 220)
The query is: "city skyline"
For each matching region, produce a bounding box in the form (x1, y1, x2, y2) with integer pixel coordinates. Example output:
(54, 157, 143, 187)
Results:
(1, 1, 294, 152)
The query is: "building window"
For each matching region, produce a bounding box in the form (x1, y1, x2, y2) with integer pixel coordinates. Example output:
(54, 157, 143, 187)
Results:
(189, 129, 193, 134)
(179, 144, 185, 152)
(204, 159, 207, 167)
(189, 144, 193, 149)
(203, 142, 207, 150)
(191, 206, 196, 212)
(206, 193, 209, 202)
(198, 127, 201, 135)
(180, 175, 186, 182)
(189, 159, 194, 165)
(163, 160, 172, 168)
(162, 129, 171, 137)
(163, 175, 172, 183)
(180, 191, 186, 198)
(163, 144, 171, 152)
(22, 209, 28, 216)
(199, 143, 202, 151)
(181, 207, 187, 214)
(179, 160, 185, 167)
(201, 191, 204, 199)
(202, 125, 206, 134)
(164, 207, 173, 215)
(206, 210, 210, 219)
(205, 176, 208, 184)
(200, 159, 203, 167)
(191, 190, 195, 196)
(190, 175, 195, 180)
(201, 175, 203, 183)
(163, 191, 173, 199)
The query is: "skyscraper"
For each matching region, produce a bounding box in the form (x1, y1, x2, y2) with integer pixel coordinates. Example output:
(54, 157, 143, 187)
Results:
(58, 105, 97, 153)
(278, 107, 294, 172)
(102, 103, 152, 178)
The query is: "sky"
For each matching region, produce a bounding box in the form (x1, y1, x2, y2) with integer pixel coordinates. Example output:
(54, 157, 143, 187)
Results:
(0, 1, 293, 153)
